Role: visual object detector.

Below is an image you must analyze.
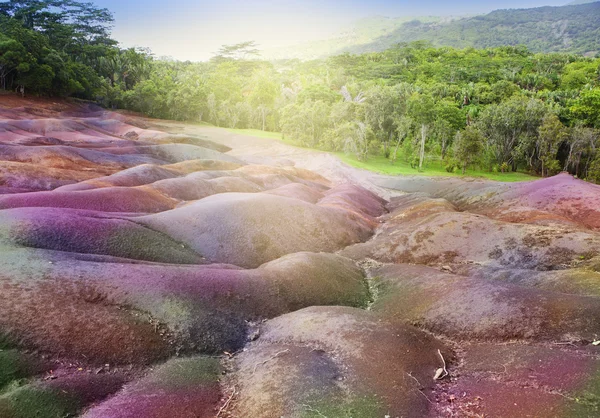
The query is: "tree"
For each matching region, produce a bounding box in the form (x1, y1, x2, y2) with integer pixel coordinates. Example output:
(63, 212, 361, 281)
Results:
(432, 100, 465, 160)
(0, 1, 113, 37)
(204, 92, 217, 125)
(391, 116, 413, 164)
(212, 41, 260, 62)
(297, 84, 339, 105)
(0, 35, 30, 90)
(477, 96, 548, 170)
(587, 149, 600, 184)
(407, 93, 436, 171)
(343, 121, 372, 161)
(0, 0, 114, 58)
(565, 125, 599, 177)
(537, 114, 567, 177)
(364, 84, 410, 158)
(247, 68, 279, 131)
(560, 61, 598, 90)
(0, 0, 115, 97)
(100, 47, 152, 90)
(281, 100, 332, 147)
(453, 126, 484, 174)
(570, 89, 600, 128)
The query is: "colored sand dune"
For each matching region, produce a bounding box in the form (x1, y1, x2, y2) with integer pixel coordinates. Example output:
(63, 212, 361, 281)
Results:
(1, 97, 600, 417)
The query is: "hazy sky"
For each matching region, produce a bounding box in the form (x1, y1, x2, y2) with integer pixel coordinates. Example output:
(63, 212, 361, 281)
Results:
(93, 0, 572, 61)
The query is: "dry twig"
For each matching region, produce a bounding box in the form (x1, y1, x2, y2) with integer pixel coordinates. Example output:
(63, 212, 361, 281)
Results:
(217, 386, 237, 417)
(407, 372, 434, 404)
(434, 349, 449, 380)
(252, 349, 290, 373)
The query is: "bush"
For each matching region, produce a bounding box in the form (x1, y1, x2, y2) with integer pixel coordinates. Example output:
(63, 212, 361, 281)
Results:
(409, 156, 420, 170)
(444, 159, 459, 173)
(586, 151, 600, 184)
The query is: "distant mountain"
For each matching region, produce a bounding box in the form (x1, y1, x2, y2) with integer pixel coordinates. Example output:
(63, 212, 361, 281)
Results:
(350, 2, 600, 56)
(264, 2, 600, 60)
(262, 15, 463, 60)
(567, 0, 598, 5)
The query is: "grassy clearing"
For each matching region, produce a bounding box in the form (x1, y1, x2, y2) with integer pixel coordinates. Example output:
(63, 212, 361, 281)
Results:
(335, 153, 537, 182)
(225, 128, 537, 183)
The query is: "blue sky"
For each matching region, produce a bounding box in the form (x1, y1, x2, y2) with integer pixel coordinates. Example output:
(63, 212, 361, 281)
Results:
(92, 0, 572, 61)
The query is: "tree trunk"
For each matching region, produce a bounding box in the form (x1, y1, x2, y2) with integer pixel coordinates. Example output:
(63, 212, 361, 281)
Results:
(564, 144, 573, 172)
(441, 136, 447, 160)
(392, 136, 402, 164)
(419, 124, 426, 171)
(542, 160, 545, 177)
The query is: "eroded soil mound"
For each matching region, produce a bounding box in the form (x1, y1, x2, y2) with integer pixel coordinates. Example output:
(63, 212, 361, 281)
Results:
(1, 96, 599, 417)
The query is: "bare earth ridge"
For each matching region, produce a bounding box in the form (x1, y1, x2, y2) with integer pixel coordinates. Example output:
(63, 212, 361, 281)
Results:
(1, 96, 600, 418)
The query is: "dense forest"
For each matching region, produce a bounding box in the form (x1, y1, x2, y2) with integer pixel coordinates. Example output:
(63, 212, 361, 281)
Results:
(1, 0, 600, 181)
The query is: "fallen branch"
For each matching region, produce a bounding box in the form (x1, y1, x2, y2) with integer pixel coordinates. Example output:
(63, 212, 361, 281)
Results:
(407, 372, 433, 404)
(553, 341, 578, 347)
(252, 349, 290, 373)
(434, 349, 449, 380)
(217, 386, 237, 417)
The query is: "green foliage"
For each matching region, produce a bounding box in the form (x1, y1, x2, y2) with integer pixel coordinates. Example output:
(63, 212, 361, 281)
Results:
(0, 350, 22, 390)
(334, 152, 535, 182)
(212, 41, 260, 62)
(477, 96, 549, 170)
(587, 150, 600, 184)
(570, 89, 600, 128)
(453, 126, 484, 173)
(301, 395, 386, 418)
(342, 121, 373, 161)
(0, 0, 115, 98)
(281, 99, 332, 147)
(561, 61, 599, 90)
(0, 384, 81, 418)
(537, 114, 568, 176)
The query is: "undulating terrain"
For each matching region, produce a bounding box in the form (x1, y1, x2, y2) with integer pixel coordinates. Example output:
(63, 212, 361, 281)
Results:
(1, 96, 600, 418)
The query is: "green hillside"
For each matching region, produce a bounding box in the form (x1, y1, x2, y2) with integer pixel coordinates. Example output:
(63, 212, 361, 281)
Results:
(262, 15, 454, 60)
(267, 2, 600, 59)
(567, 0, 598, 5)
(351, 2, 600, 56)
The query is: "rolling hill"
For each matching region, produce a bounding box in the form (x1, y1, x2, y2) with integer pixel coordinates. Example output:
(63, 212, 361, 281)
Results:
(264, 2, 600, 60)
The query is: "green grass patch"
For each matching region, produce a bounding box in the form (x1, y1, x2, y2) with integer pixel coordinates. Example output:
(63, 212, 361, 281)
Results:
(147, 357, 221, 389)
(0, 385, 79, 418)
(335, 153, 537, 182)
(223, 129, 538, 183)
(569, 367, 600, 417)
(0, 351, 25, 391)
(301, 395, 386, 418)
